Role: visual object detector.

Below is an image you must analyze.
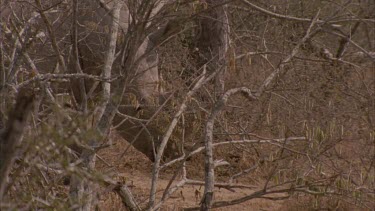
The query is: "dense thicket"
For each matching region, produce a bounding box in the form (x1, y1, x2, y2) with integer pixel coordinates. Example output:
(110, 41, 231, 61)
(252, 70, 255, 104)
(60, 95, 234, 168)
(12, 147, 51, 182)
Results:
(0, 0, 374, 210)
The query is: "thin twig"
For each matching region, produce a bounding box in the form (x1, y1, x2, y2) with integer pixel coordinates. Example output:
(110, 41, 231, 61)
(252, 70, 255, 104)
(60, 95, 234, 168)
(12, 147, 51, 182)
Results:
(240, 0, 375, 24)
(256, 9, 321, 97)
(14, 73, 117, 90)
(148, 66, 211, 210)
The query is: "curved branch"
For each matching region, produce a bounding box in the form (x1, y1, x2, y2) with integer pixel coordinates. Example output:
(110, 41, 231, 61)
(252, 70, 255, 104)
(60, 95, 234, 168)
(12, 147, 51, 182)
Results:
(161, 137, 307, 170)
(240, 0, 375, 24)
(148, 66, 209, 209)
(256, 10, 321, 97)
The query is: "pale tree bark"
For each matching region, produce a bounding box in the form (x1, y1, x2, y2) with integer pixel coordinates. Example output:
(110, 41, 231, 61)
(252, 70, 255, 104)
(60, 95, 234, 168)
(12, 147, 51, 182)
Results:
(200, 88, 256, 210)
(148, 67, 209, 210)
(192, 3, 231, 207)
(199, 11, 321, 210)
(148, 64, 226, 210)
(68, 1, 122, 210)
(68, 0, 176, 209)
(98, 0, 122, 122)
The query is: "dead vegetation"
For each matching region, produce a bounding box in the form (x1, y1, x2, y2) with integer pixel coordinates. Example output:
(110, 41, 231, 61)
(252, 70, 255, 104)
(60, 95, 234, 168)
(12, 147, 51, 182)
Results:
(0, 0, 374, 210)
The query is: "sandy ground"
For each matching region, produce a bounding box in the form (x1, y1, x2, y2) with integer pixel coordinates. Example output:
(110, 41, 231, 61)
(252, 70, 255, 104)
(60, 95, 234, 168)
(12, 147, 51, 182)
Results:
(96, 135, 283, 211)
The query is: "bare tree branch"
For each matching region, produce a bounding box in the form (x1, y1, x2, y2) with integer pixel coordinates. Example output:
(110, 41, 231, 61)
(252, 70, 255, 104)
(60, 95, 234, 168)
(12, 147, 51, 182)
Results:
(15, 73, 116, 90)
(240, 0, 375, 24)
(256, 10, 321, 97)
(323, 29, 375, 61)
(161, 137, 307, 170)
(34, 0, 67, 72)
(97, 0, 122, 121)
(201, 87, 256, 210)
(69, 1, 124, 210)
(148, 66, 210, 209)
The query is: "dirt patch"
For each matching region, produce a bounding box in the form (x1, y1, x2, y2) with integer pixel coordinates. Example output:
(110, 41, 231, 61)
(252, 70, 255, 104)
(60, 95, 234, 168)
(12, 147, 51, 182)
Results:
(96, 134, 283, 210)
